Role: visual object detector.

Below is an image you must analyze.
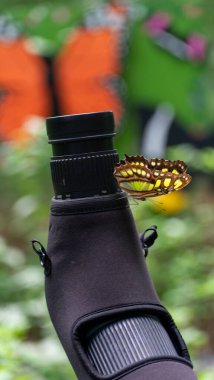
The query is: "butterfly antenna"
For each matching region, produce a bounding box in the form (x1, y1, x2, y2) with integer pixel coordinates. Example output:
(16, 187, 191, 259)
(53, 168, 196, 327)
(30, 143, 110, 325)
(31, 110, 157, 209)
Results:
(128, 196, 139, 207)
(113, 192, 139, 207)
(146, 198, 167, 214)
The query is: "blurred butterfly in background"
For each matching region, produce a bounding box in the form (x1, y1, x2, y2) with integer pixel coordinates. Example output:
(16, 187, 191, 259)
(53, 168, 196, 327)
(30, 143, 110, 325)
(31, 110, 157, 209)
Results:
(0, 4, 128, 142)
(114, 154, 192, 200)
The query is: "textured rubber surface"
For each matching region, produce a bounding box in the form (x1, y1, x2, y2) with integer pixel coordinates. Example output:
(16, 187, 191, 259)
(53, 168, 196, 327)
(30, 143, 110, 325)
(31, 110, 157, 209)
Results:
(86, 315, 178, 375)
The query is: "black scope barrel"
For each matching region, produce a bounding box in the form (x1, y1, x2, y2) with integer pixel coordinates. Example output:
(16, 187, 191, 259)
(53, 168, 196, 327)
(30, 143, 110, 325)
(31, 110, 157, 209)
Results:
(46, 111, 119, 199)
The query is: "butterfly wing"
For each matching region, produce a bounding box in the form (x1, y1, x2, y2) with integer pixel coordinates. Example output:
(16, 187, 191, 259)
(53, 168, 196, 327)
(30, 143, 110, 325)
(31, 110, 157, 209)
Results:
(152, 170, 191, 190)
(149, 158, 188, 173)
(120, 172, 191, 199)
(114, 159, 152, 181)
(124, 154, 150, 168)
(114, 160, 157, 199)
(169, 172, 192, 191)
(114, 155, 192, 200)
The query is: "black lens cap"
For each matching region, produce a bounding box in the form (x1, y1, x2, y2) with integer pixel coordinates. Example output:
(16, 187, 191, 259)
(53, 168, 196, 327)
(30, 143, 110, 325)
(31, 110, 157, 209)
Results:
(46, 111, 115, 143)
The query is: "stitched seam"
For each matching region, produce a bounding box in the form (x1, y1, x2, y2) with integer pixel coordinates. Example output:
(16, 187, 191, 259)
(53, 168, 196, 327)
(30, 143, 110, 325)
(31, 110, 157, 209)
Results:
(72, 303, 165, 330)
(51, 204, 129, 216)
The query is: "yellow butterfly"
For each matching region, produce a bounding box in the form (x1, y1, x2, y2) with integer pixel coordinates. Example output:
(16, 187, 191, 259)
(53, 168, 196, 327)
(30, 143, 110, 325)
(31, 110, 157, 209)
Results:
(114, 154, 192, 201)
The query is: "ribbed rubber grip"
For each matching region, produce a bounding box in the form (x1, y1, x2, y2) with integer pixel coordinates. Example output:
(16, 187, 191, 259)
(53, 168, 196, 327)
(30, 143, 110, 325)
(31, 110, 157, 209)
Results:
(50, 151, 119, 198)
(86, 315, 179, 375)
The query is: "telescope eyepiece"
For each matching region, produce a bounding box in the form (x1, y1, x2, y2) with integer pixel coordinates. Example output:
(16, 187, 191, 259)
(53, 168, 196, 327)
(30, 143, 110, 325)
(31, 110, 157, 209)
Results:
(46, 111, 119, 199)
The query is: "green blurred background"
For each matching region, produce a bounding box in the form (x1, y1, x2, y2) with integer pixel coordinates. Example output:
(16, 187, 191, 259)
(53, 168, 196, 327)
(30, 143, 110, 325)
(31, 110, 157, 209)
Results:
(0, 1, 214, 379)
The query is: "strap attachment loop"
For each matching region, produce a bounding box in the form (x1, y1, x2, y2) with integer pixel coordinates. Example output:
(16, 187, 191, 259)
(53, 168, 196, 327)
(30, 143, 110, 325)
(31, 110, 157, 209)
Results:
(31, 239, 51, 276)
(140, 225, 158, 257)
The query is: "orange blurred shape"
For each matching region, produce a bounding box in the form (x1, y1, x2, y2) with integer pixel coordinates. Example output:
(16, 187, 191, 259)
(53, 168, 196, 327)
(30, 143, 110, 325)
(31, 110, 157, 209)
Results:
(54, 27, 124, 125)
(0, 38, 52, 142)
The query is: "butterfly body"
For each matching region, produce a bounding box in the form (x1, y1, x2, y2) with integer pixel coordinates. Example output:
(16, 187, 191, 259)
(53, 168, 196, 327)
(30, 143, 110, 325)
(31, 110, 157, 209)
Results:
(114, 155, 191, 200)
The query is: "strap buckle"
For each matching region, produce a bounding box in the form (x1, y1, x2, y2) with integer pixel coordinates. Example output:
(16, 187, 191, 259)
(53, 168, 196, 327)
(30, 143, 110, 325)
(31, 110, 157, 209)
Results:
(140, 225, 158, 257)
(31, 239, 51, 276)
